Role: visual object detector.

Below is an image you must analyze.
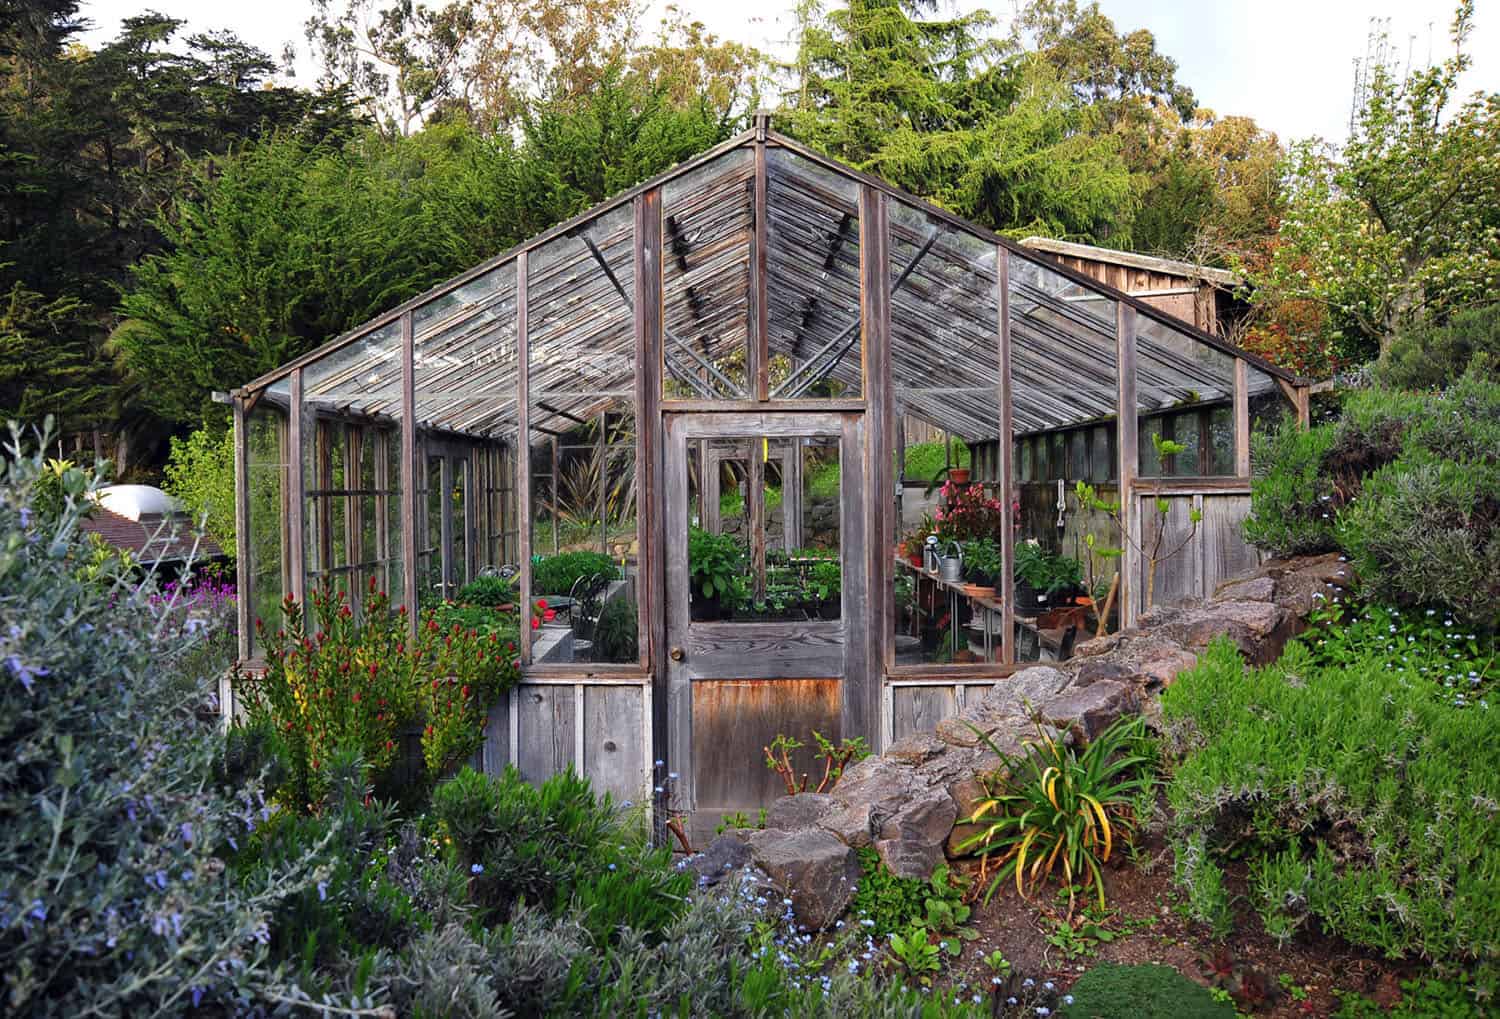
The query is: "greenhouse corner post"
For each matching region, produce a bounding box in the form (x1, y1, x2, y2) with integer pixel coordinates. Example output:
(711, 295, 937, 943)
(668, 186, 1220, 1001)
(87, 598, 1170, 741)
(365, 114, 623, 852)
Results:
(996, 247, 1015, 666)
(516, 251, 532, 665)
(401, 310, 419, 640)
(288, 367, 306, 608)
(1115, 302, 1139, 628)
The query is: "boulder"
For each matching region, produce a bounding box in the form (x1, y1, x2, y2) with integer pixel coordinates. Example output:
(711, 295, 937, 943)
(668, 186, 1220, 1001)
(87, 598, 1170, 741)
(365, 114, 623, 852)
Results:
(746, 827, 861, 930)
(1040, 680, 1141, 742)
(1072, 659, 1135, 688)
(1073, 631, 1123, 658)
(944, 774, 996, 858)
(765, 793, 837, 832)
(873, 782, 958, 878)
(1213, 574, 1275, 603)
(1137, 648, 1199, 689)
(884, 732, 948, 766)
(688, 832, 751, 887)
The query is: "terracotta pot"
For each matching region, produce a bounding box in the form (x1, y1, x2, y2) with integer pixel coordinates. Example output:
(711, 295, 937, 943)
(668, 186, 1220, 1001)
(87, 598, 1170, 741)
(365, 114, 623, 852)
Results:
(949, 467, 971, 485)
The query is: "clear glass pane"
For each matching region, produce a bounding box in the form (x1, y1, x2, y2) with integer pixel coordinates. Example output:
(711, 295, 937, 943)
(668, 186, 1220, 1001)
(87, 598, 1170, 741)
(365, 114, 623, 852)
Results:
(1135, 315, 1235, 478)
(662, 147, 754, 399)
(766, 148, 863, 399)
(889, 201, 1003, 665)
(1249, 364, 1296, 474)
(246, 405, 287, 657)
(527, 206, 641, 666)
(1009, 252, 1121, 660)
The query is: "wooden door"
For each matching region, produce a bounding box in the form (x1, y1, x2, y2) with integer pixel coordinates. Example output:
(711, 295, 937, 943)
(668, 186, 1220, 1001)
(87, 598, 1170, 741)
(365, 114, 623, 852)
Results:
(664, 412, 866, 843)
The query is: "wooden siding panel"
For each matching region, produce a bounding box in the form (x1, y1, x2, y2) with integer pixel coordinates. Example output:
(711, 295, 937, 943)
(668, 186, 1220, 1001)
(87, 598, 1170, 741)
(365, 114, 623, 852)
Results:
(584, 685, 646, 804)
(891, 685, 957, 742)
(517, 684, 576, 782)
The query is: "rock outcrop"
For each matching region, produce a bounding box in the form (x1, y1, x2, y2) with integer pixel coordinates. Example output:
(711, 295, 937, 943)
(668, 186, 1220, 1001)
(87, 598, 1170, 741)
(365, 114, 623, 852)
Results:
(709, 554, 1351, 928)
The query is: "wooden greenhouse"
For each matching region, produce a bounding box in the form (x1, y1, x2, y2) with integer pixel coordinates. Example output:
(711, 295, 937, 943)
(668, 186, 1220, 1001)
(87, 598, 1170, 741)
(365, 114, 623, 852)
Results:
(230, 114, 1309, 835)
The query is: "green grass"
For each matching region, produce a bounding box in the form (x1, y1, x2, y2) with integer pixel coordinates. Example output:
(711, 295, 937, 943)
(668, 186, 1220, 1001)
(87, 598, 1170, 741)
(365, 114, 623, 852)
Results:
(903, 439, 970, 486)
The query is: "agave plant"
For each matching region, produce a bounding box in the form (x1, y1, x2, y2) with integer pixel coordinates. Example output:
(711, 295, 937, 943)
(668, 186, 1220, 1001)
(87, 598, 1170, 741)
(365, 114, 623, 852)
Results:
(957, 715, 1154, 917)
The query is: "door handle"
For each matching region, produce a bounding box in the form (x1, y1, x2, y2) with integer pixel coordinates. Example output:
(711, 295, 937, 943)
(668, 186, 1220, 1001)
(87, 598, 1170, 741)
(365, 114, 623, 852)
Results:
(670, 646, 685, 662)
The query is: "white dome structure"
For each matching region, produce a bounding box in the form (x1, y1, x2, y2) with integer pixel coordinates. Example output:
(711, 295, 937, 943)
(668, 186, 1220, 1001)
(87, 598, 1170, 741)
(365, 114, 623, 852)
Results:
(93, 484, 182, 521)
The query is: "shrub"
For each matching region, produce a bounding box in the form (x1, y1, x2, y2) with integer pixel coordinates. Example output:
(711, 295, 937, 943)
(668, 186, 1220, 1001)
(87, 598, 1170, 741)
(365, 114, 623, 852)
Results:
(531, 551, 619, 596)
(0, 425, 313, 1014)
(592, 596, 639, 663)
(903, 439, 969, 485)
(1242, 421, 1342, 556)
(455, 574, 515, 607)
(1337, 458, 1500, 627)
(1163, 638, 1500, 992)
(958, 716, 1154, 916)
(1243, 386, 1422, 557)
(163, 422, 237, 558)
(687, 525, 747, 604)
(239, 582, 519, 808)
(1375, 304, 1500, 391)
(1060, 964, 1235, 1018)
(429, 766, 690, 939)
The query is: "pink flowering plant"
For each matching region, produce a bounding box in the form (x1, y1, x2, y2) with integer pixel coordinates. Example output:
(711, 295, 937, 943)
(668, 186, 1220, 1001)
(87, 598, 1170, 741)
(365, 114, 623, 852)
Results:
(933, 482, 1005, 544)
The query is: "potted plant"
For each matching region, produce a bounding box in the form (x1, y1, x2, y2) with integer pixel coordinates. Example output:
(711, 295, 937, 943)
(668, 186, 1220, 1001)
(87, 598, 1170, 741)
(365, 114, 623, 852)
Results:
(808, 559, 841, 619)
(688, 527, 746, 621)
(1014, 540, 1052, 614)
(963, 537, 1002, 591)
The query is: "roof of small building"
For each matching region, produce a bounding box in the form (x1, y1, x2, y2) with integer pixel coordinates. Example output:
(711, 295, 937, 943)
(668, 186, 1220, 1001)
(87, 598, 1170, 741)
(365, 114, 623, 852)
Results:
(79, 504, 223, 563)
(1019, 237, 1240, 288)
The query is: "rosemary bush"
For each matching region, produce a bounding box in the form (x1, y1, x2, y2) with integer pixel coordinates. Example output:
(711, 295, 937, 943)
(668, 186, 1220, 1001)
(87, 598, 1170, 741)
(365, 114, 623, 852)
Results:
(1163, 638, 1499, 997)
(0, 425, 317, 1015)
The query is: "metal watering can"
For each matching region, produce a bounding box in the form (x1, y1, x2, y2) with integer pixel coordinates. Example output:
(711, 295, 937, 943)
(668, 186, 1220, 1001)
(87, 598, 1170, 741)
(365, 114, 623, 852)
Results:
(938, 541, 965, 583)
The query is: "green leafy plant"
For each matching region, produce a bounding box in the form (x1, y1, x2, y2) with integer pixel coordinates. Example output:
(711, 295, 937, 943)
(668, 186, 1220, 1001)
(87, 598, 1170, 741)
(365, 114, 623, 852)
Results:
(958, 716, 1154, 917)
(887, 924, 942, 986)
(240, 579, 518, 807)
(687, 526, 747, 609)
(531, 551, 620, 597)
(1333, 977, 1489, 1018)
(1163, 637, 1500, 988)
(162, 422, 236, 557)
(455, 573, 515, 607)
(808, 558, 841, 603)
(592, 596, 639, 663)
(1375, 301, 1500, 392)
(764, 731, 870, 795)
(963, 536, 1002, 586)
(1060, 964, 1235, 1018)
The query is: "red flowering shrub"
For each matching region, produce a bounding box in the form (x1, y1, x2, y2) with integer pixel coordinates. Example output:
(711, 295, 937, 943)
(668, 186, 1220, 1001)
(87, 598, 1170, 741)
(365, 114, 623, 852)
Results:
(240, 578, 518, 810)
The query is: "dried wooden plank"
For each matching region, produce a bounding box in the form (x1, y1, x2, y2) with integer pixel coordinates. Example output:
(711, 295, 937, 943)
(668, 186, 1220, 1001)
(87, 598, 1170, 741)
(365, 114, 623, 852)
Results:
(690, 678, 840, 830)
(583, 685, 647, 804)
(891, 685, 957, 742)
(515, 684, 577, 783)
(482, 691, 512, 776)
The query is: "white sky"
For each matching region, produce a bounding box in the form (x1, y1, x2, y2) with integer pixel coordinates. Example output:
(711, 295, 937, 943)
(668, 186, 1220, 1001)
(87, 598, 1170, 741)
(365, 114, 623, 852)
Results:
(77, 0, 1498, 145)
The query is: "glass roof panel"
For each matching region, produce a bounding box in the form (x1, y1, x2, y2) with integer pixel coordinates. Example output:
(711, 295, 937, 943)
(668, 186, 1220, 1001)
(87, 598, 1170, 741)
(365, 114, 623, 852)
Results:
(889, 198, 1001, 440)
(1007, 252, 1119, 435)
(661, 146, 754, 399)
(765, 147, 862, 398)
(414, 263, 518, 438)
